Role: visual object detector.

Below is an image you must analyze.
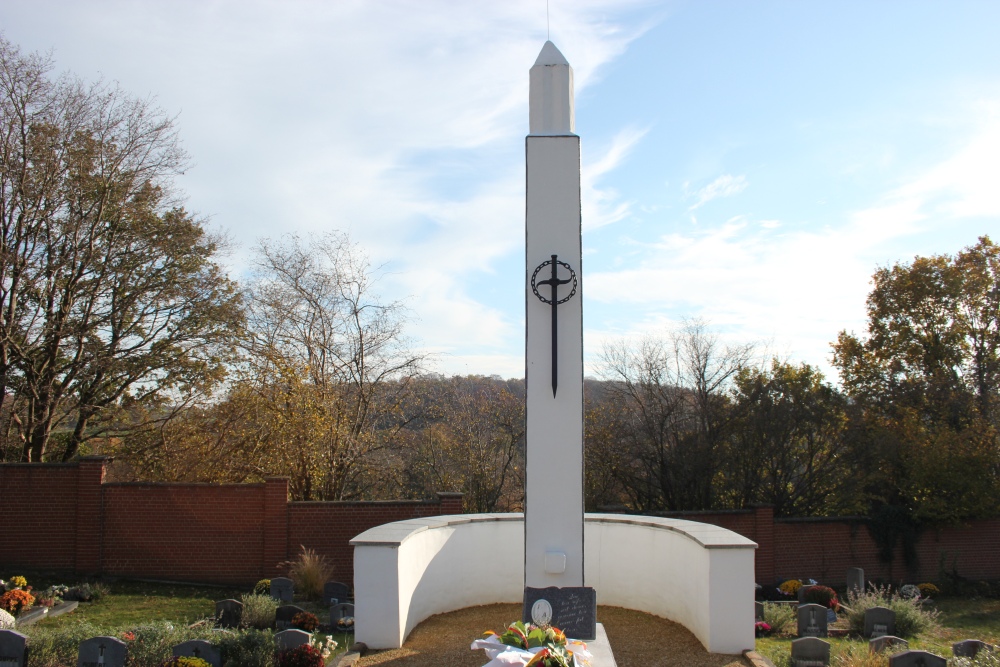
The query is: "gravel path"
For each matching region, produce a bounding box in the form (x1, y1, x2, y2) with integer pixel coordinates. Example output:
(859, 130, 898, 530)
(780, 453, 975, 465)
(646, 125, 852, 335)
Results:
(355, 603, 751, 667)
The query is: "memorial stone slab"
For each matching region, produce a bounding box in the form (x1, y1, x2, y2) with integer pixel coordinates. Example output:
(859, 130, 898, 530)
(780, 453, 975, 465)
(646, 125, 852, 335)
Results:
(215, 599, 243, 629)
(173, 640, 221, 667)
(275, 605, 306, 630)
(798, 585, 815, 604)
(797, 603, 828, 638)
(275, 629, 312, 652)
(952, 639, 995, 658)
(864, 607, 896, 638)
(522, 587, 597, 641)
(77, 636, 127, 667)
(887, 650, 946, 667)
(0, 630, 27, 667)
(846, 568, 864, 596)
(791, 636, 830, 666)
(331, 603, 355, 629)
(755, 601, 764, 621)
(870, 636, 908, 653)
(270, 577, 294, 603)
(323, 581, 350, 606)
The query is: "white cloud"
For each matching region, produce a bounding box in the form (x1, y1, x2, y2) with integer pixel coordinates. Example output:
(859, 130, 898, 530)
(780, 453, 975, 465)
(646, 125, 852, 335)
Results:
(686, 174, 749, 210)
(582, 125, 649, 230)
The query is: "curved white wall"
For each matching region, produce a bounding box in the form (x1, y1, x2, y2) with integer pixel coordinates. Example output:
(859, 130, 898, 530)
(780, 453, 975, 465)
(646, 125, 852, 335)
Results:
(351, 513, 756, 655)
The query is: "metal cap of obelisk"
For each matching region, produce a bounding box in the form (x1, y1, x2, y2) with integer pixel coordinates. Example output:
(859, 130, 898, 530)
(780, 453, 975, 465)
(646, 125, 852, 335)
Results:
(529, 41, 574, 135)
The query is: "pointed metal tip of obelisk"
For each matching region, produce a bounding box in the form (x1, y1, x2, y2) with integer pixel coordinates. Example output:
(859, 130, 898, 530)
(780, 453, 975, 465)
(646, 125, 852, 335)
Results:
(533, 40, 569, 67)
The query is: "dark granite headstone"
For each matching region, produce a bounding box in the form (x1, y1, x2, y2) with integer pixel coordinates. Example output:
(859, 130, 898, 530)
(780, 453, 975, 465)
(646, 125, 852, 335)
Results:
(275, 605, 306, 630)
(887, 650, 946, 667)
(755, 601, 764, 621)
(791, 636, 830, 666)
(870, 636, 908, 653)
(798, 585, 815, 604)
(952, 639, 995, 658)
(797, 603, 828, 638)
(522, 587, 596, 641)
(864, 606, 896, 638)
(323, 581, 351, 606)
(215, 599, 243, 629)
(275, 629, 312, 652)
(332, 603, 355, 631)
(173, 640, 221, 667)
(270, 577, 294, 603)
(0, 630, 27, 667)
(846, 568, 864, 596)
(77, 636, 127, 667)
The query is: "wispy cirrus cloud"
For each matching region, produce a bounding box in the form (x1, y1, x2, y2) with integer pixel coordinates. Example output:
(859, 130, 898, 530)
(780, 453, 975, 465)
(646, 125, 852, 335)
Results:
(685, 174, 749, 210)
(582, 125, 649, 231)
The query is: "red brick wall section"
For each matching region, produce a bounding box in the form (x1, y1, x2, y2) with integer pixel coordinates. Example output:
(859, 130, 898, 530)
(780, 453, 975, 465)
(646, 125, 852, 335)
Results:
(286, 491, 467, 585)
(0, 463, 79, 571)
(262, 477, 289, 578)
(75, 457, 107, 575)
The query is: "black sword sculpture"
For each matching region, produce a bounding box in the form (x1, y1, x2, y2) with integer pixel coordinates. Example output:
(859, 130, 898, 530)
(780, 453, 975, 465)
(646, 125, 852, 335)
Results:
(531, 254, 578, 396)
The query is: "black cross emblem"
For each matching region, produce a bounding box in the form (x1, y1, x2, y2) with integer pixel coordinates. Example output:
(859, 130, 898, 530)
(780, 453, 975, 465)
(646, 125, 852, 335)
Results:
(531, 254, 578, 396)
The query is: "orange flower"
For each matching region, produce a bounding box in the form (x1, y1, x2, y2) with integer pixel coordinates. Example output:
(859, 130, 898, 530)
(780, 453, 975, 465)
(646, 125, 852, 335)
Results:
(525, 648, 550, 667)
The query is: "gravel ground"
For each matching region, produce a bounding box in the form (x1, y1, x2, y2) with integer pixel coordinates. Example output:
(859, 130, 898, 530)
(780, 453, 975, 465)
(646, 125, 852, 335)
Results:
(355, 603, 751, 667)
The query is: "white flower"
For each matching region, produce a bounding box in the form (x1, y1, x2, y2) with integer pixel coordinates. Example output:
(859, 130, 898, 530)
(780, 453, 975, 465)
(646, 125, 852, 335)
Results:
(0, 609, 15, 630)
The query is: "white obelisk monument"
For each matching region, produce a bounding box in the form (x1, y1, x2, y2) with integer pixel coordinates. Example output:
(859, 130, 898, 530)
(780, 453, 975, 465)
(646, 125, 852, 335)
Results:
(523, 41, 595, 639)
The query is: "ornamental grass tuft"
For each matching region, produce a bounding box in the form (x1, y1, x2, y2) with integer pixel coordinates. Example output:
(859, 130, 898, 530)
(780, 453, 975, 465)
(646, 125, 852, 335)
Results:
(844, 585, 939, 638)
(284, 546, 334, 601)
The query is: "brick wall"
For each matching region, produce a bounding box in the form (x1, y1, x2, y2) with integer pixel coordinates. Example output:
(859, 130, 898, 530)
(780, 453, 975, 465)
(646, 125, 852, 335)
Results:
(4, 458, 999, 588)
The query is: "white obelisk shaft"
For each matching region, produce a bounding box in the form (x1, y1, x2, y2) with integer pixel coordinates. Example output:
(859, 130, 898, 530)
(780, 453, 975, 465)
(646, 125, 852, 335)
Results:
(524, 41, 584, 589)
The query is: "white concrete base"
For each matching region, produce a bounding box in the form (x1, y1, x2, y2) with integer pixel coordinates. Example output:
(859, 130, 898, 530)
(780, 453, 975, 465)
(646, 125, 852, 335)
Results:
(350, 513, 757, 654)
(589, 623, 617, 667)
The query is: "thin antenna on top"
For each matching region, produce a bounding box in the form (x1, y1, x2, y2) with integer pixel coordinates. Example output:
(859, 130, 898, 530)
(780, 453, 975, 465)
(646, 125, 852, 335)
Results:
(547, 0, 550, 40)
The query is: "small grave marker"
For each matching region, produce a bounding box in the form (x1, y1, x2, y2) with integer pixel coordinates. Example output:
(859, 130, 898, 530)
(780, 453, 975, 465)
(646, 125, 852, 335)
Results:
(215, 599, 243, 629)
(275, 629, 312, 652)
(275, 605, 306, 630)
(798, 585, 815, 604)
(864, 607, 896, 638)
(791, 636, 830, 666)
(270, 577, 294, 603)
(332, 602, 355, 631)
(797, 603, 828, 638)
(755, 601, 764, 621)
(870, 636, 908, 653)
(77, 636, 127, 667)
(0, 629, 27, 667)
(952, 639, 995, 658)
(887, 650, 946, 667)
(846, 568, 864, 596)
(323, 581, 350, 606)
(173, 640, 221, 667)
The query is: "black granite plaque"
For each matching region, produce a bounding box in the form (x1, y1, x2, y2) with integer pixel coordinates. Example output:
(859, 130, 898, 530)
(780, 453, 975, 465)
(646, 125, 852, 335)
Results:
(522, 587, 596, 641)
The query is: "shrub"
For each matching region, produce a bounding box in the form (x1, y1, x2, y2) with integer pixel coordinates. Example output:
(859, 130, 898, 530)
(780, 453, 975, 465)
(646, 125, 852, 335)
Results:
(0, 589, 35, 615)
(844, 585, 938, 638)
(778, 579, 802, 597)
(253, 579, 271, 596)
(761, 602, 796, 636)
(159, 659, 212, 667)
(21, 621, 105, 667)
(217, 629, 275, 667)
(284, 546, 334, 600)
(804, 585, 840, 610)
(276, 644, 325, 667)
(65, 581, 109, 602)
(291, 611, 319, 632)
(918, 583, 940, 597)
(240, 593, 278, 629)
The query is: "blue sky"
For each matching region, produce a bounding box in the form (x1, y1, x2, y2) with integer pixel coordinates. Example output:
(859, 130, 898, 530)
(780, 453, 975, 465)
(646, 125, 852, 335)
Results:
(2, 1, 998, 380)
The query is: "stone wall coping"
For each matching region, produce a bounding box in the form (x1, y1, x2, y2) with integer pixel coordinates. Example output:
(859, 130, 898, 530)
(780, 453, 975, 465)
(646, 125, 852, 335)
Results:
(349, 512, 758, 550)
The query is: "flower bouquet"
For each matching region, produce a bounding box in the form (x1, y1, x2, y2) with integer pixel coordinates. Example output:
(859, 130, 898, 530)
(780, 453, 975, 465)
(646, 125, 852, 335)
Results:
(471, 620, 592, 667)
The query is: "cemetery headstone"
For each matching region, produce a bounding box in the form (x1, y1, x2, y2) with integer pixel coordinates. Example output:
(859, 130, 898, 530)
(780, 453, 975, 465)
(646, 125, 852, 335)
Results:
(791, 636, 830, 666)
(323, 581, 350, 606)
(77, 636, 127, 667)
(270, 577, 294, 603)
(846, 568, 864, 596)
(332, 603, 355, 631)
(0, 630, 27, 667)
(887, 650, 947, 667)
(870, 636, 908, 653)
(864, 607, 896, 638)
(275, 605, 306, 630)
(275, 629, 312, 652)
(952, 639, 995, 658)
(215, 599, 243, 629)
(797, 603, 829, 638)
(173, 640, 221, 667)
(755, 601, 764, 621)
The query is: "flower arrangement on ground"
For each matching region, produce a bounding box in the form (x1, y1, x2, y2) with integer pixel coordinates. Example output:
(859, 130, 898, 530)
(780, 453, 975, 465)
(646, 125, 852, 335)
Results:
(310, 634, 338, 661)
(159, 658, 212, 667)
(899, 584, 920, 599)
(918, 583, 940, 598)
(472, 621, 592, 667)
(754, 621, 772, 638)
(4, 576, 28, 591)
(0, 588, 35, 615)
(803, 585, 840, 611)
(291, 611, 319, 632)
(778, 579, 802, 597)
(253, 579, 271, 596)
(276, 644, 325, 667)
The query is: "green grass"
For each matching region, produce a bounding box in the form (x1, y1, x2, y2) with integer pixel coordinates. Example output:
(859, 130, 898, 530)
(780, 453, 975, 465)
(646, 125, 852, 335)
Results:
(755, 597, 1000, 666)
